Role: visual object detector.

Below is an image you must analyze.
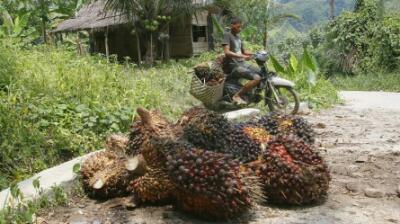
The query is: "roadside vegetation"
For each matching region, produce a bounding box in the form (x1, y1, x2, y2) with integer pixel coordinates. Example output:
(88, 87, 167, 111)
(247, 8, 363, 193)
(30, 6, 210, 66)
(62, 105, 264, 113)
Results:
(330, 72, 400, 92)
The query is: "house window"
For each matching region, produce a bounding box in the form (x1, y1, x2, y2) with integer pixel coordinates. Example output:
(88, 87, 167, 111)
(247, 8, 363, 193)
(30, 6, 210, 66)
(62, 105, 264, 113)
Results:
(192, 25, 207, 42)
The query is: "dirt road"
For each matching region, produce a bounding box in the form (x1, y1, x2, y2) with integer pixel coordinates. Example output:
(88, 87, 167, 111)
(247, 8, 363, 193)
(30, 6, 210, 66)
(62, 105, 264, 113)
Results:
(39, 91, 400, 224)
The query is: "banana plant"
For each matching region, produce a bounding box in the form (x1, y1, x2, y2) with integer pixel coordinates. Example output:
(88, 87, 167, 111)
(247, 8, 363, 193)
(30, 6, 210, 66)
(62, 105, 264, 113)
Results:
(0, 8, 30, 38)
(268, 48, 318, 87)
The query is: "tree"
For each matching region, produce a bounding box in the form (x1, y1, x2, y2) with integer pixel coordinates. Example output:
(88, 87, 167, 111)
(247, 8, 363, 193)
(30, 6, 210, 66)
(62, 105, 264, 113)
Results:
(315, 0, 400, 74)
(328, 0, 335, 20)
(0, 0, 86, 42)
(226, 0, 298, 49)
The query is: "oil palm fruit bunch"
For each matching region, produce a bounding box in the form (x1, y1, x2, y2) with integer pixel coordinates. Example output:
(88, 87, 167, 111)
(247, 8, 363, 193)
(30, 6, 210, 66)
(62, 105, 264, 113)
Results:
(126, 107, 178, 168)
(181, 109, 232, 154)
(258, 113, 316, 145)
(80, 151, 136, 199)
(251, 135, 330, 205)
(193, 61, 225, 85)
(128, 167, 176, 204)
(279, 115, 316, 145)
(229, 122, 272, 163)
(155, 139, 262, 220)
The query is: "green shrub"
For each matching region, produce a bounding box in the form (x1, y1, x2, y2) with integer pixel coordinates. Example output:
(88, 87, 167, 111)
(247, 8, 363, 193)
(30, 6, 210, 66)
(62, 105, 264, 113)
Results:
(312, 0, 400, 75)
(268, 48, 340, 108)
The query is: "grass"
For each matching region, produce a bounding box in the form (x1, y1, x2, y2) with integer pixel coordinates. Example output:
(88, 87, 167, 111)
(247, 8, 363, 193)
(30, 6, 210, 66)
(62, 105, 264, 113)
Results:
(330, 72, 400, 92)
(0, 180, 71, 224)
(0, 41, 339, 190)
(0, 44, 203, 189)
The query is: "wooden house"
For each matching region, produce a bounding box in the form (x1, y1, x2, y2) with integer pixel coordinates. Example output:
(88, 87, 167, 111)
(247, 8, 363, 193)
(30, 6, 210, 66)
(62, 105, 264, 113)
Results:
(53, 0, 216, 62)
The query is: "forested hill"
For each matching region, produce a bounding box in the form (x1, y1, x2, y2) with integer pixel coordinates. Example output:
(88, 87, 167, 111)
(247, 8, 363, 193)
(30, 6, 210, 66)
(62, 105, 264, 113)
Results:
(276, 0, 400, 32)
(275, 0, 355, 32)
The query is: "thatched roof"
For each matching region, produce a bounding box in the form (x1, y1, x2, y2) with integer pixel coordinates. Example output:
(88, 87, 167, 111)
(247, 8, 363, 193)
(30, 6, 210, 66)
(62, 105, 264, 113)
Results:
(54, 0, 215, 33)
(53, 0, 129, 33)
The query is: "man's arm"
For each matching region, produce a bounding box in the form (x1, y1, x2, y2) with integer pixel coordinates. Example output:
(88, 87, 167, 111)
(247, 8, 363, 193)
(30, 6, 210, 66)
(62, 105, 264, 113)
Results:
(223, 45, 248, 59)
(242, 49, 253, 56)
(241, 41, 253, 56)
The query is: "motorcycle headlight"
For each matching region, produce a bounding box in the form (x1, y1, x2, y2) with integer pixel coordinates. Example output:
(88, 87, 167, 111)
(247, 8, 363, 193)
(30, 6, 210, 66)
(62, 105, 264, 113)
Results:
(255, 51, 269, 62)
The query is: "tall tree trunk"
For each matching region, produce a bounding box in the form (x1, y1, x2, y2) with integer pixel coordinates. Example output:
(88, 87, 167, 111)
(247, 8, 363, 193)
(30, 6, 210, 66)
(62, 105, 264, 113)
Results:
(150, 32, 153, 63)
(42, 19, 47, 43)
(263, 23, 268, 50)
(145, 33, 155, 65)
(207, 12, 214, 51)
(328, 0, 335, 20)
(76, 33, 82, 55)
(165, 26, 170, 61)
(105, 27, 109, 61)
(136, 32, 141, 65)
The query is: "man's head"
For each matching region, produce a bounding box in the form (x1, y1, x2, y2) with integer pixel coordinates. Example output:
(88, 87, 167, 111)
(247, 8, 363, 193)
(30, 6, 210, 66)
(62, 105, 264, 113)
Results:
(230, 17, 242, 34)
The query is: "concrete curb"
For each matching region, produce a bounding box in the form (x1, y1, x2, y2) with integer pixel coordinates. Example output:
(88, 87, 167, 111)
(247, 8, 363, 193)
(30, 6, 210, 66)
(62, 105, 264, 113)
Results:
(0, 151, 100, 210)
(223, 108, 261, 122)
(0, 108, 261, 210)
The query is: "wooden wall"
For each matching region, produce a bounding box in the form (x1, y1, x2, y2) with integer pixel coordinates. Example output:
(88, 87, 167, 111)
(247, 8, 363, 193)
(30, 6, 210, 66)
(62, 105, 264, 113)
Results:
(169, 16, 193, 58)
(192, 10, 211, 55)
(90, 25, 140, 62)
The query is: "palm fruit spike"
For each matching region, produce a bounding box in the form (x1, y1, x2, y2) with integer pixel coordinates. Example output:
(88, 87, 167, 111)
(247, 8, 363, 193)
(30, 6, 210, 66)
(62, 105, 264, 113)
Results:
(128, 167, 176, 204)
(252, 135, 330, 205)
(126, 107, 178, 168)
(155, 139, 262, 220)
(80, 151, 136, 199)
(229, 122, 272, 163)
(181, 109, 232, 154)
(105, 134, 129, 155)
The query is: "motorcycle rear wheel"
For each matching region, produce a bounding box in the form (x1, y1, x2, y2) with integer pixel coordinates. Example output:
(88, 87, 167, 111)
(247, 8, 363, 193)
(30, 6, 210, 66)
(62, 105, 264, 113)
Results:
(265, 86, 300, 115)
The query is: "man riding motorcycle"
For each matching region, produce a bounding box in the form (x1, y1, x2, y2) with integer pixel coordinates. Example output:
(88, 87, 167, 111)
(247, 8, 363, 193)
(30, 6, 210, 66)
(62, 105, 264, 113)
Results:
(222, 17, 261, 105)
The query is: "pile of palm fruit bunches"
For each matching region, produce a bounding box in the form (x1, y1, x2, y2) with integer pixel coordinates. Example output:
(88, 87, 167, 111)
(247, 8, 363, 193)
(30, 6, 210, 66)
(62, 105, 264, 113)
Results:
(80, 107, 330, 220)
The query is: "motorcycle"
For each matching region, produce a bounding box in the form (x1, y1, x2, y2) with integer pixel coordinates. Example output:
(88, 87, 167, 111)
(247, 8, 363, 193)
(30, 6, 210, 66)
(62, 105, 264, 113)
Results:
(215, 51, 300, 115)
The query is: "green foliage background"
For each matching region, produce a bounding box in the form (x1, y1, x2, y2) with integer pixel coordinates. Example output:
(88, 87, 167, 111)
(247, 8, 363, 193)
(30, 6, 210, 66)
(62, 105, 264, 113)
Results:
(312, 0, 400, 75)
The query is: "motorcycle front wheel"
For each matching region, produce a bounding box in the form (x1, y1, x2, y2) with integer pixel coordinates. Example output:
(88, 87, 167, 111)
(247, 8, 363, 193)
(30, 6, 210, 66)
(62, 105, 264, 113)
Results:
(265, 85, 300, 115)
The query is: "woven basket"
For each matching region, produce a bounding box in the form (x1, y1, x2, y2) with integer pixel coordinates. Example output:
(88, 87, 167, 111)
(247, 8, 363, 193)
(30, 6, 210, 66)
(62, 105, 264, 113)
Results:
(189, 73, 225, 108)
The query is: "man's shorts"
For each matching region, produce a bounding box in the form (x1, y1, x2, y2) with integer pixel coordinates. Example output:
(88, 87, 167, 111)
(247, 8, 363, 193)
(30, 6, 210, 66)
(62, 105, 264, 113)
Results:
(229, 62, 261, 80)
